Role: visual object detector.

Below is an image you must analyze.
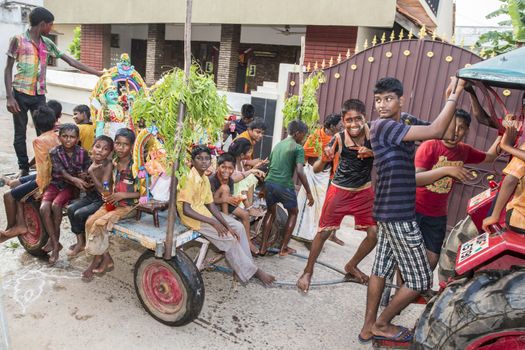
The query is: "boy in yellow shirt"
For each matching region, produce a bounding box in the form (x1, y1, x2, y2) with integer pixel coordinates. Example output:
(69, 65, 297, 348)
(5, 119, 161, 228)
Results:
(73, 104, 95, 151)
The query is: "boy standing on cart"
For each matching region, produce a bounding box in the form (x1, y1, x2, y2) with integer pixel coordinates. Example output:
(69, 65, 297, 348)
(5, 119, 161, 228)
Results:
(359, 77, 465, 343)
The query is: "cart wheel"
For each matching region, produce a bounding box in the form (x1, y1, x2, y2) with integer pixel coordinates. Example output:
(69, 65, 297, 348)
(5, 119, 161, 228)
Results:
(18, 201, 48, 257)
(134, 249, 205, 326)
(252, 205, 288, 249)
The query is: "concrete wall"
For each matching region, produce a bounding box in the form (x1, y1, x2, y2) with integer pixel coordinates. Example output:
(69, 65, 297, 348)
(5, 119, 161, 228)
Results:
(435, 0, 455, 39)
(53, 24, 77, 70)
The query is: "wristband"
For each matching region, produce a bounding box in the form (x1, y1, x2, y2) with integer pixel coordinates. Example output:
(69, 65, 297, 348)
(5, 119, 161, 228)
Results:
(447, 98, 457, 103)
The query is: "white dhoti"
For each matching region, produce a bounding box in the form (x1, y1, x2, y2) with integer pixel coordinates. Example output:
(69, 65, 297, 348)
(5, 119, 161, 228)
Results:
(292, 164, 330, 241)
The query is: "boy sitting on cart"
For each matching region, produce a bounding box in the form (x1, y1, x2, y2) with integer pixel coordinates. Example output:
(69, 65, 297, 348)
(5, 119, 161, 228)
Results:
(177, 145, 275, 286)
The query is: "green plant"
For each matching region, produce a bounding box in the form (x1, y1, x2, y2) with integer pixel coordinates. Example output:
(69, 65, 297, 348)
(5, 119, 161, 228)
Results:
(475, 0, 525, 56)
(4, 241, 19, 251)
(68, 26, 81, 60)
(131, 64, 228, 184)
(282, 70, 324, 154)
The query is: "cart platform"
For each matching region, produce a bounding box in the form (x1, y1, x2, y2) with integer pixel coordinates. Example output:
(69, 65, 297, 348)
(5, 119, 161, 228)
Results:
(111, 210, 201, 254)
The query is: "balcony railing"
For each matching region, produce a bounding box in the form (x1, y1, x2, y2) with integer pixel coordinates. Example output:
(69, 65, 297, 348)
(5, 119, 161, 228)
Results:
(425, 0, 440, 15)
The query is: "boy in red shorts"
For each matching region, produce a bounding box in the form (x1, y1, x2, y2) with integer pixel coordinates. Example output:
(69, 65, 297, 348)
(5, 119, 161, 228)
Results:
(41, 123, 91, 265)
(297, 99, 377, 292)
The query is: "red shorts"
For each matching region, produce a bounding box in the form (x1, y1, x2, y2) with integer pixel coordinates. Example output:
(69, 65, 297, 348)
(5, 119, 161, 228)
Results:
(318, 184, 375, 231)
(42, 184, 75, 207)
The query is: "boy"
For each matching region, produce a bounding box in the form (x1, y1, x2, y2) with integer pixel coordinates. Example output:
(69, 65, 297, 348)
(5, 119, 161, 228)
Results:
(67, 135, 114, 257)
(234, 118, 268, 168)
(259, 120, 314, 256)
(41, 124, 91, 265)
(209, 152, 259, 255)
(4, 7, 101, 176)
(73, 104, 95, 151)
(0, 106, 59, 239)
(177, 145, 275, 286)
(415, 109, 501, 270)
(358, 77, 465, 343)
(297, 99, 377, 292)
(223, 103, 255, 141)
(483, 125, 525, 233)
(84, 128, 140, 279)
(47, 99, 62, 124)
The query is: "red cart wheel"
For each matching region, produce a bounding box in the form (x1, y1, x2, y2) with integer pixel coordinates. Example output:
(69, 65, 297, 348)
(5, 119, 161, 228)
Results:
(134, 250, 204, 326)
(18, 201, 48, 257)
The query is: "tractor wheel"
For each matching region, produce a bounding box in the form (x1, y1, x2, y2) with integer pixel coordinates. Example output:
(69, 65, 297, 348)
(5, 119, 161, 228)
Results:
(252, 205, 288, 249)
(134, 249, 204, 326)
(438, 216, 479, 282)
(18, 201, 48, 257)
(412, 270, 525, 349)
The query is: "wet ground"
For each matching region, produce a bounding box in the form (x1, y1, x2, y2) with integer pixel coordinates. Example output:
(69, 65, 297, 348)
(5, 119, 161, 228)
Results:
(0, 99, 423, 350)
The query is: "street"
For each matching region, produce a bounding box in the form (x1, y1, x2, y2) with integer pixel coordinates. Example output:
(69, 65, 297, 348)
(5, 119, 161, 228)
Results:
(0, 100, 423, 350)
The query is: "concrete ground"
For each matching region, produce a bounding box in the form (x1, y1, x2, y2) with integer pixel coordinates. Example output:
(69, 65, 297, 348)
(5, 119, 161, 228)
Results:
(0, 99, 424, 350)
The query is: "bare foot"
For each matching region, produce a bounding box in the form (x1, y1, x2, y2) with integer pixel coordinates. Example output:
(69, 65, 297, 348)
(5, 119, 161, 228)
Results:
(258, 243, 268, 256)
(67, 243, 85, 258)
(254, 269, 275, 286)
(48, 248, 60, 266)
(43, 242, 62, 253)
(328, 232, 345, 246)
(296, 272, 312, 293)
(82, 256, 103, 281)
(93, 254, 114, 274)
(249, 241, 260, 256)
(69, 244, 77, 251)
(1, 225, 28, 238)
(344, 263, 369, 284)
(279, 246, 296, 256)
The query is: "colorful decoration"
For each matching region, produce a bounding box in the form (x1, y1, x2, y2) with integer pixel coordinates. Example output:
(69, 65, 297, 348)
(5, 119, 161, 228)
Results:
(89, 53, 147, 138)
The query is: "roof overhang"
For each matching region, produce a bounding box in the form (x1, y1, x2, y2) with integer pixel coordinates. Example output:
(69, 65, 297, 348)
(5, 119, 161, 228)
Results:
(396, 0, 437, 29)
(44, 0, 396, 27)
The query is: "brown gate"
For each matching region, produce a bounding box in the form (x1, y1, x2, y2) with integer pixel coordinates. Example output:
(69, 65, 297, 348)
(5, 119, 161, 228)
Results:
(287, 37, 523, 230)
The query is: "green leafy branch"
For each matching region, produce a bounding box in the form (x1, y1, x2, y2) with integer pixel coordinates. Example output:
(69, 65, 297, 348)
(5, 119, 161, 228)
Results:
(131, 64, 228, 184)
(282, 70, 324, 154)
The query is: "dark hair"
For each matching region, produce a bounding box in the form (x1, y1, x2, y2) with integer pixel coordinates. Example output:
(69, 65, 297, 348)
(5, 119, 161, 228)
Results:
(29, 7, 54, 26)
(47, 100, 62, 120)
(241, 104, 255, 119)
(248, 118, 267, 131)
(324, 113, 341, 129)
(33, 106, 56, 133)
(374, 77, 404, 97)
(114, 128, 136, 145)
(217, 152, 236, 166)
(73, 104, 91, 121)
(287, 119, 308, 135)
(455, 108, 471, 127)
(58, 123, 79, 137)
(342, 98, 366, 116)
(191, 145, 211, 160)
(93, 135, 114, 151)
(228, 138, 252, 158)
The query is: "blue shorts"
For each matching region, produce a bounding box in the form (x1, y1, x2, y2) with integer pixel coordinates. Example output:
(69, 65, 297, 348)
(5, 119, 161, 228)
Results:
(264, 182, 297, 210)
(416, 212, 447, 254)
(11, 174, 38, 202)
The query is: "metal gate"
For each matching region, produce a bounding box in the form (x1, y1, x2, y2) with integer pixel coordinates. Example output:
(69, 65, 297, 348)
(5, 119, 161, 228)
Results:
(287, 36, 523, 229)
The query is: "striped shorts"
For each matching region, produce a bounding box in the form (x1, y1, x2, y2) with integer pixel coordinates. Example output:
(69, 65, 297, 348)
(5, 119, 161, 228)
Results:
(371, 221, 432, 292)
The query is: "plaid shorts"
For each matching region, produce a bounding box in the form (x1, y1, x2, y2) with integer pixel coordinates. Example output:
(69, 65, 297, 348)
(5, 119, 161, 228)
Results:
(371, 221, 432, 292)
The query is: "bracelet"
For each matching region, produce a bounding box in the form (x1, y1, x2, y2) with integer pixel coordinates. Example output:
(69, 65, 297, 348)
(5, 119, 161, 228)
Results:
(447, 98, 457, 103)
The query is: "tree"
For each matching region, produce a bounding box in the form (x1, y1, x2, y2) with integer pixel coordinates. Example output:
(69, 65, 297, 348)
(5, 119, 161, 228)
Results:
(475, 0, 525, 56)
(68, 26, 81, 60)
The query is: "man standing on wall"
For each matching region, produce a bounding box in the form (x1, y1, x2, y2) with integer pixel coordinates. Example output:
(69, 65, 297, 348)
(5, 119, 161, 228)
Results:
(4, 7, 102, 176)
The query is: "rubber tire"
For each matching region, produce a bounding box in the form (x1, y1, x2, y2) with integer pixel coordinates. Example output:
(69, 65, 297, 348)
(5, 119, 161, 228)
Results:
(134, 249, 205, 326)
(438, 215, 479, 282)
(252, 205, 288, 249)
(412, 270, 525, 349)
(18, 201, 48, 257)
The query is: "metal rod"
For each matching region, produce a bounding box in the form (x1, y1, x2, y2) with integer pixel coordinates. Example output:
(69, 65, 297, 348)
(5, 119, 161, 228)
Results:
(298, 35, 305, 105)
(164, 0, 193, 260)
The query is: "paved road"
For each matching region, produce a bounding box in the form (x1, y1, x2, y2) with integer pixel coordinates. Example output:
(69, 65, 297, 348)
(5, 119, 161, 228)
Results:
(0, 99, 424, 350)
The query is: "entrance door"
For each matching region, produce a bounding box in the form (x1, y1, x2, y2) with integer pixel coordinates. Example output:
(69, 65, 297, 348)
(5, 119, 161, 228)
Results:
(131, 39, 147, 77)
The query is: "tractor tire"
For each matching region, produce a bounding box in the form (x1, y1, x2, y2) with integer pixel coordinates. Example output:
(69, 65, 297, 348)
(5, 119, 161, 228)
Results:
(18, 201, 48, 257)
(438, 216, 479, 282)
(252, 205, 288, 249)
(134, 249, 204, 326)
(412, 270, 525, 349)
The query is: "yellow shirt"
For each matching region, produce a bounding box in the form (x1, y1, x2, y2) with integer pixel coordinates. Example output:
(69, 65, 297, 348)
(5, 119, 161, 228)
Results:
(176, 167, 214, 230)
(78, 123, 95, 152)
(503, 146, 525, 230)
